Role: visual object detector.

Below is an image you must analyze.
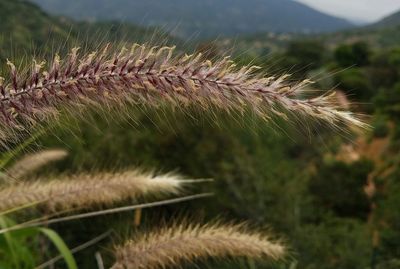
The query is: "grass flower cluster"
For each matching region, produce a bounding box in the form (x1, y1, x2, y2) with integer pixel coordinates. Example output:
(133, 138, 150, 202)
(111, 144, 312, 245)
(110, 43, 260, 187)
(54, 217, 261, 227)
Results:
(4, 149, 68, 180)
(0, 170, 191, 212)
(112, 222, 285, 269)
(0, 44, 366, 142)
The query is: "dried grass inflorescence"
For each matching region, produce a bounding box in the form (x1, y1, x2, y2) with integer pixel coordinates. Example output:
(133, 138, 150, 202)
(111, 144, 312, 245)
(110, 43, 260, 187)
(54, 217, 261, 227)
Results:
(112, 222, 285, 269)
(5, 149, 68, 180)
(0, 170, 188, 212)
(0, 44, 366, 141)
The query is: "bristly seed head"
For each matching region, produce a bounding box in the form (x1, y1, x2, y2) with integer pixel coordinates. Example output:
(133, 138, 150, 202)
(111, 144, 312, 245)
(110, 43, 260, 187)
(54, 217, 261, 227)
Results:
(0, 170, 191, 212)
(4, 149, 68, 182)
(112, 221, 286, 269)
(0, 44, 368, 142)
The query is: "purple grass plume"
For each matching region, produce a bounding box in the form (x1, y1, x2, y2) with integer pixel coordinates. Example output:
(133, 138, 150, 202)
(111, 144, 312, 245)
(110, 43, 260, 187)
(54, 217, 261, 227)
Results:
(0, 44, 367, 141)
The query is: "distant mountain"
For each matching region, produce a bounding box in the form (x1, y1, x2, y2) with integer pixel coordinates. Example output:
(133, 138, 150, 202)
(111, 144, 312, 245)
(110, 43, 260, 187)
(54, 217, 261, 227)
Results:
(0, 0, 64, 43)
(0, 0, 176, 62)
(371, 9, 400, 28)
(0, 0, 67, 61)
(29, 0, 354, 38)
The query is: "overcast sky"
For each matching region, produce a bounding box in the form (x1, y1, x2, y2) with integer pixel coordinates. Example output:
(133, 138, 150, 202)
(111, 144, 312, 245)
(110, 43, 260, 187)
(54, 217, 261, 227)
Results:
(295, 0, 400, 23)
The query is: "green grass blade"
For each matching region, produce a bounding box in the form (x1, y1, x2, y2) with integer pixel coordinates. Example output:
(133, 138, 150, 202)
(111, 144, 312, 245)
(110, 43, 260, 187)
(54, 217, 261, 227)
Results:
(38, 228, 77, 269)
(0, 200, 43, 216)
(0, 216, 18, 268)
(36, 230, 111, 269)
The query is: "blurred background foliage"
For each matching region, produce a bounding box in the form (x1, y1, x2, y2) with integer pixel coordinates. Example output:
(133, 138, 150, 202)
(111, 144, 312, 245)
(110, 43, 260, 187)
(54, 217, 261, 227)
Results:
(1, 0, 400, 268)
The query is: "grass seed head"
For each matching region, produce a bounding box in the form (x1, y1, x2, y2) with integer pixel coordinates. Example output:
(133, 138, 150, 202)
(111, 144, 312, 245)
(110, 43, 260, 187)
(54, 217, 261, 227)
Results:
(112, 222, 286, 269)
(0, 44, 367, 143)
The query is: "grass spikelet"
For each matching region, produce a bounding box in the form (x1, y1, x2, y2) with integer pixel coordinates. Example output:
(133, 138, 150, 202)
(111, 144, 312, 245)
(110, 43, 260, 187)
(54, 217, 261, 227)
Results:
(4, 149, 68, 180)
(0, 170, 192, 212)
(111, 222, 286, 269)
(0, 44, 367, 142)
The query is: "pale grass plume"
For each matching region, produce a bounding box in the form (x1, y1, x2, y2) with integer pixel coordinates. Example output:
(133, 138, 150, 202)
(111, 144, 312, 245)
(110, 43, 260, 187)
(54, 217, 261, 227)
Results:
(4, 149, 68, 181)
(0, 170, 193, 212)
(111, 222, 286, 269)
(0, 44, 367, 142)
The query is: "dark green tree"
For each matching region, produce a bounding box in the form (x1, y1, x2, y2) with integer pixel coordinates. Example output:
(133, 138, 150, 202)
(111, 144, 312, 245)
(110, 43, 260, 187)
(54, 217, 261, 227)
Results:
(335, 68, 373, 101)
(334, 42, 370, 67)
(309, 159, 373, 220)
(272, 40, 326, 79)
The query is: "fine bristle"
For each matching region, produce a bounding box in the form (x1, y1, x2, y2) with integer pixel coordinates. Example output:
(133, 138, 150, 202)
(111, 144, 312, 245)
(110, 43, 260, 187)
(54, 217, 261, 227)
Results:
(112, 222, 286, 269)
(0, 170, 190, 212)
(0, 44, 367, 142)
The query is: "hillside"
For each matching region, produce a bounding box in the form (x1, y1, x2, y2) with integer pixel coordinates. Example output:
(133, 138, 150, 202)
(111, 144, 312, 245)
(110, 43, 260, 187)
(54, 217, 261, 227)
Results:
(0, 0, 177, 64)
(29, 0, 353, 38)
(216, 22, 400, 59)
(0, 0, 68, 61)
(371, 9, 400, 28)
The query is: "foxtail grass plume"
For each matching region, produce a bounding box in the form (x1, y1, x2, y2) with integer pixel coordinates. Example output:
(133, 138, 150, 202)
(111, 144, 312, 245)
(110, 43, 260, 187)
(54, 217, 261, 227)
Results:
(0, 44, 366, 141)
(5, 149, 68, 180)
(112, 222, 285, 269)
(0, 170, 192, 212)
